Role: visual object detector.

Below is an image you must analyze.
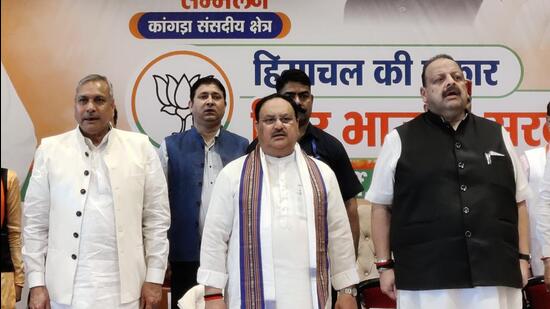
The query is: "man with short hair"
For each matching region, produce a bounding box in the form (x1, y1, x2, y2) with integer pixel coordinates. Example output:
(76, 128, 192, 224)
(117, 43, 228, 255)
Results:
(367, 54, 530, 308)
(158, 76, 248, 307)
(248, 69, 363, 254)
(199, 94, 359, 309)
(24, 74, 170, 309)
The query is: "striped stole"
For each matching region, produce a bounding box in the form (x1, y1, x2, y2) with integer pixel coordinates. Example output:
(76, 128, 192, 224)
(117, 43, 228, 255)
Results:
(238, 147, 329, 309)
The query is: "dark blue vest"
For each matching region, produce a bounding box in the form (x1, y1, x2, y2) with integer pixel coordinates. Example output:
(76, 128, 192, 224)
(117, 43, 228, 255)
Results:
(392, 112, 521, 290)
(165, 127, 248, 261)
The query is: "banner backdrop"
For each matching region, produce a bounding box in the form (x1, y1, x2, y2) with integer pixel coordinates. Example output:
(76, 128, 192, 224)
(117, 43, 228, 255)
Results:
(2, 0, 549, 198)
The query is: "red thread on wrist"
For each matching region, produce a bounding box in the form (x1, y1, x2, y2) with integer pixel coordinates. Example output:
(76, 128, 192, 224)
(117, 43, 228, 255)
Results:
(204, 293, 223, 301)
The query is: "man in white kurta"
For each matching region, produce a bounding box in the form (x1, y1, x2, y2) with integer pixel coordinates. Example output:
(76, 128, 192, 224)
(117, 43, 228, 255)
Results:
(520, 102, 549, 276)
(538, 152, 550, 290)
(23, 75, 170, 309)
(198, 94, 359, 309)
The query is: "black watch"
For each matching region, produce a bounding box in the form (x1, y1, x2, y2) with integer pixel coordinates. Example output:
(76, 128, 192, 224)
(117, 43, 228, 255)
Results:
(519, 253, 531, 262)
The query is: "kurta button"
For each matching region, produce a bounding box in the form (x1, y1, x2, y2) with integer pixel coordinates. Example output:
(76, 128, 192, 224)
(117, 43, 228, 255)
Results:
(458, 162, 465, 169)
(71, 254, 77, 260)
(465, 230, 472, 238)
(76, 211, 82, 217)
(85, 152, 89, 157)
(455, 142, 462, 149)
(460, 185, 467, 191)
(84, 170, 89, 176)
(73, 232, 79, 238)
(80, 189, 86, 194)
(463, 207, 470, 214)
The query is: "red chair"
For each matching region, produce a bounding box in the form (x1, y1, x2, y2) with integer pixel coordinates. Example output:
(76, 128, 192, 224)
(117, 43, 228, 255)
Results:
(357, 278, 396, 309)
(524, 276, 550, 309)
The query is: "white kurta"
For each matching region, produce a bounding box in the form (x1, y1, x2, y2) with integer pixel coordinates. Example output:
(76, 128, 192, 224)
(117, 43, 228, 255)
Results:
(537, 152, 550, 260)
(197, 145, 358, 309)
(51, 132, 138, 309)
(521, 146, 547, 276)
(366, 127, 529, 309)
(23, 127, 170, 305)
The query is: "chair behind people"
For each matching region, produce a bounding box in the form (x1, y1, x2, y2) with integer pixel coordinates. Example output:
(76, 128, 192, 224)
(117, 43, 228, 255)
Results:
(177, 284, 205, 309)
(357, 278, 396, 309)
(523, 276, 550, 309)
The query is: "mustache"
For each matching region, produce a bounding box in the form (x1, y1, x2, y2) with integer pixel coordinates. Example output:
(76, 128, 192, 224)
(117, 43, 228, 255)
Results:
(443, 84, 461, 98)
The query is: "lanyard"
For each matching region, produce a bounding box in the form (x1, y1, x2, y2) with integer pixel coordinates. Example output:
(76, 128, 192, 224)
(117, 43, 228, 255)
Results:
(311, 139, 321, 160)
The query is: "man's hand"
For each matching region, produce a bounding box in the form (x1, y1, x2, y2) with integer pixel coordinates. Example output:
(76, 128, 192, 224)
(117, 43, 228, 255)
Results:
(140, 282, 162, 309)
(15, 285, 22, 301)
(334, 292, 357, 309)
(28, 286, 51, 309)
(519, 259, 531, 287)
(205, 299, 227, 309)
(379, 269, 397, 300)
(544, 259, 550, 291)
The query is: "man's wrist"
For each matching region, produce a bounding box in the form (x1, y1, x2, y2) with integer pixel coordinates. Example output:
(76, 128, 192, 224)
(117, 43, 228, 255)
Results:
(338, 286, 357, 297)
(519, 253, 531, 262)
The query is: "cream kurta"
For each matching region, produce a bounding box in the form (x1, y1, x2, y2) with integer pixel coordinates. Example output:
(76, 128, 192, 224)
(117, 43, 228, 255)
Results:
(197, 145, 358, 309)
(23, 128, 170, 305)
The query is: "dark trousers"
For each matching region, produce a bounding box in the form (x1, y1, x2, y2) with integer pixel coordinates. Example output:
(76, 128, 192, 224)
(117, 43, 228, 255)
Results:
(170, 261, 200, 309)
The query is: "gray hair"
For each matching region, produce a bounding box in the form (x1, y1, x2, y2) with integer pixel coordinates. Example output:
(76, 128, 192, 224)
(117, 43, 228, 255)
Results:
(75, 74, 114, 99)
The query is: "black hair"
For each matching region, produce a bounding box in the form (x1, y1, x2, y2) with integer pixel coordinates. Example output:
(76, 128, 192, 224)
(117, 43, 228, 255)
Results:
(189, 76, 226, 101)
(254, 93, 300, 120)
(275, 69, 311, 93)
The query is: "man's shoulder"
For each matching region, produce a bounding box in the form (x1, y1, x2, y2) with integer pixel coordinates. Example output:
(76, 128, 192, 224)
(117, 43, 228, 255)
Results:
(308, 155, 338, 181)
(113, 128, 148, 140)
(219, 153, 248, 175)
(220, 129, 249, 144)
(308, 125, 345, 149)
(470, 113, 501, 128)
(164, 128, 197, 145)
(40, 129, 77, 147)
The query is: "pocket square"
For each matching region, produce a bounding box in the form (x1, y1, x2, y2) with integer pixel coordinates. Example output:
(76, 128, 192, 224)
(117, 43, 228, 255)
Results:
(484, 150, 505, 165)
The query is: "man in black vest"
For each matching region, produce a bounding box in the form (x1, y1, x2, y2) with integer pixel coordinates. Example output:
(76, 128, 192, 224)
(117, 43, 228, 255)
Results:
(366, 54, 530, 308)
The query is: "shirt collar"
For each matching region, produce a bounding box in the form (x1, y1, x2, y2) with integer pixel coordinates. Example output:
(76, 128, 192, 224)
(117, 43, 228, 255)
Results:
(77, 125, 113, 150)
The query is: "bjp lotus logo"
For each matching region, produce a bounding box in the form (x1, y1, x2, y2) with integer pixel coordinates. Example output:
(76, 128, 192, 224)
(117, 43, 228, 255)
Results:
(129, 51, 234, 147)
(153, 73, 202, 133)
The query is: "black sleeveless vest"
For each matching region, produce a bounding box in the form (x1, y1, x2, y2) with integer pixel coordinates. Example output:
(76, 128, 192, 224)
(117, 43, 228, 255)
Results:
(1, 168, 15, 272)
(391, 112, 521, 290)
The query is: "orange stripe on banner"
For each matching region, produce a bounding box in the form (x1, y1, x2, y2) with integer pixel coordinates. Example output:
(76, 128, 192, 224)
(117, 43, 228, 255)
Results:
(129, 13, 145, 39)
(275, 12, 291, 39)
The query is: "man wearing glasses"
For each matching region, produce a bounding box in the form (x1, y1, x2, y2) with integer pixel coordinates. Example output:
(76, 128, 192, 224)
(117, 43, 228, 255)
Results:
(199, 93, 359, 309)
(247, 69, 363, 256)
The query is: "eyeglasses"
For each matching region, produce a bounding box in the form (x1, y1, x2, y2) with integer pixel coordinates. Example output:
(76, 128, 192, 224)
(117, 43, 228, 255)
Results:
(259, 115, 296, 125)
(283, 91, 311, 102)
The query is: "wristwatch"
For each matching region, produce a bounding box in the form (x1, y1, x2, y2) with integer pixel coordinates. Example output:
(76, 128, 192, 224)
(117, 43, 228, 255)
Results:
(519, 253, 531, 262)
(339, 287, 358, 297)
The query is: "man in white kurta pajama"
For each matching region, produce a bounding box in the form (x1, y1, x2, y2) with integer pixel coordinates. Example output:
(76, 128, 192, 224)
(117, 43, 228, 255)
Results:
(23, 75, 170, 309)
(198, 94, 359, 309)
